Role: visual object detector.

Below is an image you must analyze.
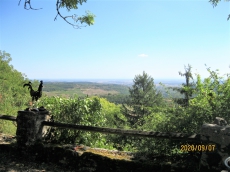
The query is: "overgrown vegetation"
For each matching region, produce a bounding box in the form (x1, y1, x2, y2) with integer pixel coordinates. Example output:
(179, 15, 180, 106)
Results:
(1, 50, 230, 157)
(37, 96, 111, 148)
(0, 51, 31, 134)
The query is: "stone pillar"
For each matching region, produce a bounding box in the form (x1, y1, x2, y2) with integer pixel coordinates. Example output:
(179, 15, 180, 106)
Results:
(200, 117, 230, 172)
(16, 108, 51, 147)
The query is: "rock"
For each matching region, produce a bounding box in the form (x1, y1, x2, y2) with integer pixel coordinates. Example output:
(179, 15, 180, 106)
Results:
(16, 110, 51, 147)
(200, 117, 230, 171)
(214, 117, 228, 126)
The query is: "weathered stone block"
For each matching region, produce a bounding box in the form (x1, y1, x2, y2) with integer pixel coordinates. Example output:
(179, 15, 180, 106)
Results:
(16, 110, 51, 147)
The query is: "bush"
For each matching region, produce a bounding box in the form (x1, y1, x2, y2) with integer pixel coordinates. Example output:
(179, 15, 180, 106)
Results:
(37, 96, 117, 149)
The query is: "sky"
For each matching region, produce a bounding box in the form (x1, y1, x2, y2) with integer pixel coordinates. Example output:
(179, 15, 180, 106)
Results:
(0, 0, 229, 81)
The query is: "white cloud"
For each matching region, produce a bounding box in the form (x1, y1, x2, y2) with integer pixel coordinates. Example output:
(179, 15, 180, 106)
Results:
(138, 54, 148, 58)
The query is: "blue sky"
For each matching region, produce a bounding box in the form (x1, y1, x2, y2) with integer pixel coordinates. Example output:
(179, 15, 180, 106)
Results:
(0, 0, 229, 81)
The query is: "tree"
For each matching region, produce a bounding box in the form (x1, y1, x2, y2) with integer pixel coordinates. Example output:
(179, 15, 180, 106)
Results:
(122, 71, 164, 128)
(170, 64, 195, 107)
(37, 96, 106, 145)
(0, 50, 31, 134)
(0, 51, 30, 109)
(18, 0, 95, 28)
(209, 0, 230, 20)
(99, 98, 127, 128)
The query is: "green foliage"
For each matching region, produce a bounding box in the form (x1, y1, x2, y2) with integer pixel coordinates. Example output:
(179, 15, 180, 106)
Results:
(58, 0, 95, 26)
(131, 67, 230, 156)
(59, 0, 87, 11)
(122, 71, 164, 128)
(36, 96, 130, 149)
(118, 66, 230, 154)
(157, 85, 184, 99)
(0, 50, 31, 134)
(78, 11, 95, 26)
(98, 98, 132, 150)
(101, 94, 130, 105)
(170, 64, 195, 107)
(2, 50, 230, 159)
(99, 98, 127, 128)
(19, 0, 95, 28)
(188, 67, 230, 131)
(209, 0, 222, 7)
(37, 96, 109, 146)
(157, 66, 230, 135)
(115, 72, 167, 152)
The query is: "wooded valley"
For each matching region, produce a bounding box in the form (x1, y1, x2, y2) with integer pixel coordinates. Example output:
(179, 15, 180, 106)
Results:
(1, 50, 230, 161)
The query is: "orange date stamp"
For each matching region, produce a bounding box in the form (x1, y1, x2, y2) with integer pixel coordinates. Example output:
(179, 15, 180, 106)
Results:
(180, 144, 215, 152)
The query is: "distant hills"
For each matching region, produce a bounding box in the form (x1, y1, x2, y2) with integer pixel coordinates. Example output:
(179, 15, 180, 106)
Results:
(41, 79, 184, 99)
(41, 78, 184, 87)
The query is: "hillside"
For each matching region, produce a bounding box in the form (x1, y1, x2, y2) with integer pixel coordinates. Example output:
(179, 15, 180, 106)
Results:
(43, 82, 130, 98)
(43, 82, 183, 98)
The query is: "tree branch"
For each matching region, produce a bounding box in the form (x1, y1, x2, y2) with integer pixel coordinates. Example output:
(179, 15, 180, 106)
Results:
(209, 0, 230, 21)
(18, 0, 42, 10)
(54, 0, 86, 29)
(18, 0, 90, 29)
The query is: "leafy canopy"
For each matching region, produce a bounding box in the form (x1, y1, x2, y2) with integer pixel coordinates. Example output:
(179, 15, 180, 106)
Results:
(0, 50, 31, 134)
(18, 0, 96, 28)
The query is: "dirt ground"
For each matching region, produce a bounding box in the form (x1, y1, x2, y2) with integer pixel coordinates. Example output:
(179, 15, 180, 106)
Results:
(0, 133, 74, 172)
(0, 133, 134, 172)
(0, 133, 202, 172)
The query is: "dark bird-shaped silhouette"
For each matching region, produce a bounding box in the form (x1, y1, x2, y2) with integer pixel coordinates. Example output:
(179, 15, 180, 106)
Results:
(23, 80, 43, 102)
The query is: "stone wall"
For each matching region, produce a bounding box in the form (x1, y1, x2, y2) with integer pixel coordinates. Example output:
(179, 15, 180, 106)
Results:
(200, 117, 230, 172)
